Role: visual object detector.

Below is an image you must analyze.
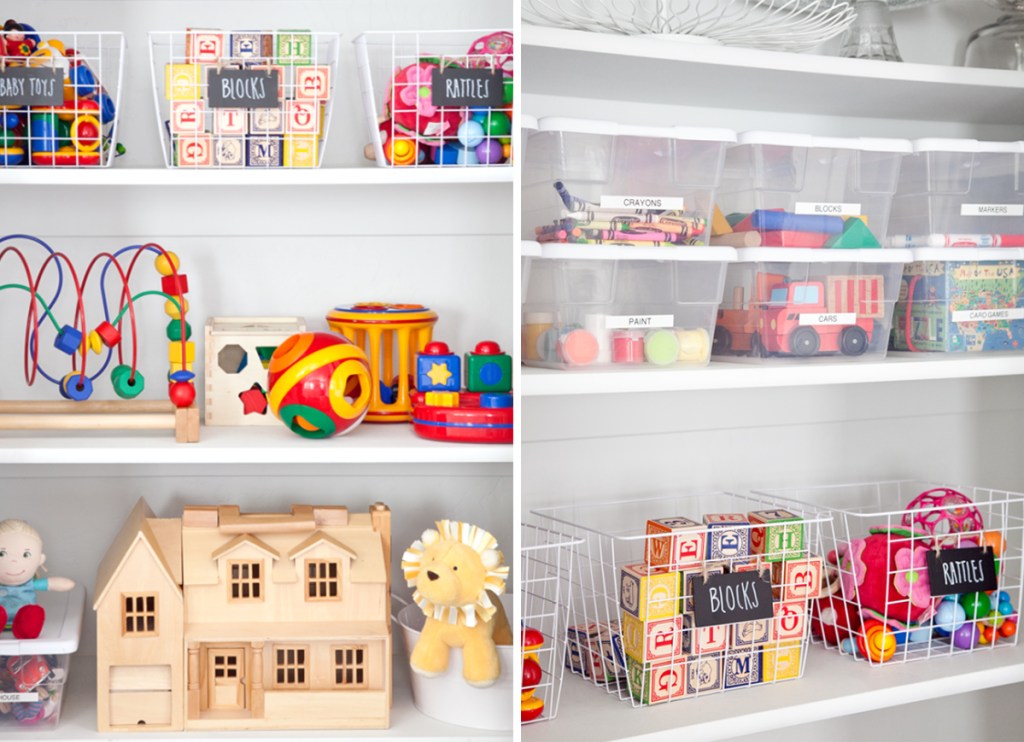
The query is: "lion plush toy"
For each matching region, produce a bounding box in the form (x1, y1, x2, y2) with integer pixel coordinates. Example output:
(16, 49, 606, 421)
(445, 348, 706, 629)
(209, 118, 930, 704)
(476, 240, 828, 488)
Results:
(401, 520, 511, 687)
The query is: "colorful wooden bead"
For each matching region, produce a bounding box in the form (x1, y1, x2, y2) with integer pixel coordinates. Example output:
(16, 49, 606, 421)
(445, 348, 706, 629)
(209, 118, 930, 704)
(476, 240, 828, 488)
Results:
(54, 324, 82, 355)
(94, 320, 121, 348)
(60, 371, 93, 401)
(111, 365, 145, 399)
(154, 251, 181, 276)
(168, 380, 196, 408)
(161, 273, 189, 296)
(170, 341, 195, 364)
(166, 319, 192, 342)
(164, 297, 189, 319)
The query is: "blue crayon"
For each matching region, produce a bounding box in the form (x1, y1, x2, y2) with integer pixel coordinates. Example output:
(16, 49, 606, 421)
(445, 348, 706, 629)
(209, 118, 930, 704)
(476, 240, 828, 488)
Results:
(750, 210, 845, 234)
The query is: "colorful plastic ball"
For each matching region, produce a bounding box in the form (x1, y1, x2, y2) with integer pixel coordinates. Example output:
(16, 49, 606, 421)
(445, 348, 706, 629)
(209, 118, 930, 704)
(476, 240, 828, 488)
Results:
(933, 599, 967, 637)
(267, 332, 373, 439)
(981, 609, 1005, 630)
(168, 380, 196, 408)
(3, 111, 19, 129)
(998, 600, 1015, 617)
(901, 487, 984, 538)
(952, 621, 979, 649)
(840, 637, 860, 657)
(960, 591, 992, 621)
(456, 146, 479, 166)
(1000, 619, 1017, 638)
(457, 119, 485, 148)
(908, 626, 932, 643)
(0, 147, 24, 166)
(154, 251, 180, 276)
(475, 138, 504, 165)
(436, 143, 461, 165)
(474, 110, 511, 138)
(857, 619, 897, 663)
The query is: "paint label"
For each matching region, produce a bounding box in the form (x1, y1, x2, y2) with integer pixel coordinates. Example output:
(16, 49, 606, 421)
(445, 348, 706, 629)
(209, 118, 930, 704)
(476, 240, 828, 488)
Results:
(794, 202, 861, 216)
(798, 313, 857, 326)
(600, 196, 684, 210)
(961, 204, 1024, 217)
(0, 692, 40, 702)
(606, 315, 674, 329)
(952, 308, 1024, 323)
(0, 66, 63, 106)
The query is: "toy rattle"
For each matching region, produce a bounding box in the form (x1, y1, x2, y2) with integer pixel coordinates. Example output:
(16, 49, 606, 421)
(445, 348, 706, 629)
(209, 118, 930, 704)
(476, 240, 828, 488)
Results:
(521, 626, 545, 722)
(0, 520, 74, 639)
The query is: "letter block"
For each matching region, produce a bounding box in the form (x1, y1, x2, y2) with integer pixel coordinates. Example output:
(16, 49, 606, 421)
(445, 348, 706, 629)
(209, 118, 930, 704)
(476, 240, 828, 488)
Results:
(165, 63, 202, 101)
(645, 516, 704, 570)
(620, 563, 679, 621)
(749, 509, 805, 562)
(176, 134, 212, 167)
(170, 100, 204, 134)
(286, 100, 320, 135)
(679, 562, 726, 613)
(213, 137, 244, 167)
(250, 108, 285, 135)
(762, 641, 803, 682)
(565, 622, 624, 683)
(681, 613, 728, 654)
(685, 653, 723, 695)
(215, 108, 247, 136)
(772, 600, 807, 642)
(186, 29, 224, 64)
(724, 649, 762, 689)
(295, 66, 331, 100)
(626, 656, 686, 705)
(248, 64, 285, 99)
(703, 513, 750, 561)
(283, 135, 318, 168)
(230, 31, 264, 59)
(276, 30, 313, 66)
(772, 556, 823, 601)
(732, 617, 771, 648)
(621, 613, 683, 663)
(246, 136, 283, 167)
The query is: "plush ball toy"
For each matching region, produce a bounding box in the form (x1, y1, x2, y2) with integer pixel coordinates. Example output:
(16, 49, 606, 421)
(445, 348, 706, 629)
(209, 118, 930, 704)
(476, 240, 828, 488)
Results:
(901, 488, 984, 541)
(831, 525, 939, 629)
(384, 63, 464, 144)
(267, 332, 372, 439)
(401, 520, 511, 687)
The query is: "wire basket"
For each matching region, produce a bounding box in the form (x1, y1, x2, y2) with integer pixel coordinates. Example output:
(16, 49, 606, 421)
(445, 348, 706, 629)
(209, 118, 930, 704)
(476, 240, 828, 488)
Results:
(0, 31, 124, 167)
(148, 30, 340, 168)
(354, 30, 513, 168)
(758, 480, 1024, 666)
(531, 492, 831, 706)
(523, 0, 857, 53)
(521, 524, 582, 724)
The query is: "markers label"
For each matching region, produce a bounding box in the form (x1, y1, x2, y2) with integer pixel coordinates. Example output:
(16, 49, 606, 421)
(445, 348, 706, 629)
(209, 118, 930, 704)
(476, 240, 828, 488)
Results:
(952, 308, 1024, 323)
(926, 546, 998, 596)
(798, 313, 857, 326)
(794, 202, 861, 216)
(692, 571, 774, 628)
(961, 204, 1024, 217)
(600, 196, 684, 210)
(0, 66, 63, 106)
(606, 315, 673, 329)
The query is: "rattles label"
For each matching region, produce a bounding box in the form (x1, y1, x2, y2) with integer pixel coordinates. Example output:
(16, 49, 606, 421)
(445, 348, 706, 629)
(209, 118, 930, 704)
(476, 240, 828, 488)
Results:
(961, 203, 1024, 217)
(600, 195, 684, 211)
(692, 571, 774, 628)
(207, 68, 280, 108)
(926, 546, 998, 597)
(0, 692, 40, 703)
(606, 314, 674, 330)
(430, 67, 503, 108)
(0, 66, 63, 106)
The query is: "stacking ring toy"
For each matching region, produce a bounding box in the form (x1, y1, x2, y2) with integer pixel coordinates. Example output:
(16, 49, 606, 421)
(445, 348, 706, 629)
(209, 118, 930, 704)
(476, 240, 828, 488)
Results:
(857, 619, 897, 663)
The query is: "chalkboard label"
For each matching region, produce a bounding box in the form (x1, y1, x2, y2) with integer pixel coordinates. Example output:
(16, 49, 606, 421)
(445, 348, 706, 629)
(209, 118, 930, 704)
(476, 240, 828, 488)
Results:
(207, 68, 280, 109)
(692, 571, 774, 628)
(430, 67, 503, 108)
(0, 66, 63, 106)
(926, 546, 998, 596)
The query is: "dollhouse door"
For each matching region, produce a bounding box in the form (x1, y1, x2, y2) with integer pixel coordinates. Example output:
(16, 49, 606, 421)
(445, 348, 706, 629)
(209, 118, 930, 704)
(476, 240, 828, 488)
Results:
(207, 647, 247, 711)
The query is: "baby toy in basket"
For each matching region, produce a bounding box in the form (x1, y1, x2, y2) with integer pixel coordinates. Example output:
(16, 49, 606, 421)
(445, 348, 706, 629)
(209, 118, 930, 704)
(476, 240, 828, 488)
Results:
(401, 520, 511, 686)
(0, 520, 75, 639)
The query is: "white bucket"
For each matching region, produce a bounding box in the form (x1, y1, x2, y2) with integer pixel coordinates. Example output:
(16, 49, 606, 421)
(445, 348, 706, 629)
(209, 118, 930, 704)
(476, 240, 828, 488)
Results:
(397, 598, 513, 731)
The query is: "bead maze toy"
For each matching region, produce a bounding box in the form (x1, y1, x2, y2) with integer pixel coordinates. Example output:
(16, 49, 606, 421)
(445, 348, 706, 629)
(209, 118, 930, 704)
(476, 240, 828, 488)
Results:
(0, 234, 199, 442)
(0, 21, 124, 167)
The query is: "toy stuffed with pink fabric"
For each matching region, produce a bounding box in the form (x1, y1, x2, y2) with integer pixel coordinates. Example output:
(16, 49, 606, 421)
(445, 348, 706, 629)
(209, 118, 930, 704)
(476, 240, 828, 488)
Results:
(0, 520, 75, 639)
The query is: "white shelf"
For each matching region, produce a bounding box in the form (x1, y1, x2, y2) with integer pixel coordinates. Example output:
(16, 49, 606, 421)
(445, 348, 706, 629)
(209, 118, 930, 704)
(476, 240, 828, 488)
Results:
(0, 167, 513, 187)
(522, 25, 1024, 125)
(526, 643, 1024, 742)
(0, 424, 512, 465)
(522, 353, 1024, 396)
(35, 656, 508, 742)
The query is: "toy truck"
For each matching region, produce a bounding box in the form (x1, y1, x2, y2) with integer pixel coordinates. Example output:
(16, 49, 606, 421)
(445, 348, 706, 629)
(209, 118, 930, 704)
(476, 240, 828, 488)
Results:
(714, 273, 782, 356)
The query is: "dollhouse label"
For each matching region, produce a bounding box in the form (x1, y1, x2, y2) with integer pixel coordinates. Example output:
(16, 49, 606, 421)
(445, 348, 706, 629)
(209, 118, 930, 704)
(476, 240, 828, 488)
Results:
(692, 571, 774, 628)
(207, 68, 280, 108)
(0, 692, 39, 703)
(430, 67, 503, 107)
(606, 314, 674, 329)
(0, 66, 62, 106)
(795, 202, 861, 216)
(600, 196, 685, 210)
(952, 308, 1024, 323)
(926, 546, 998, 596)
(961, 204, 1024, 217)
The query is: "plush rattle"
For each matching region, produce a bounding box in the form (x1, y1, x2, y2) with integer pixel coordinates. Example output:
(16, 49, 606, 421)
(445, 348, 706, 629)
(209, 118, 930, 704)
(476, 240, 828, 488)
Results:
(401, 520, 511, 687)
(0, 520, 75, 639)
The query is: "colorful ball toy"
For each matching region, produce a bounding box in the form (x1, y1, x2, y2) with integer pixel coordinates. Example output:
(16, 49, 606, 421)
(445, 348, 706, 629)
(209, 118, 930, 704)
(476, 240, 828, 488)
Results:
(901, 488, 984, 540)
(267, 332, 372, 439)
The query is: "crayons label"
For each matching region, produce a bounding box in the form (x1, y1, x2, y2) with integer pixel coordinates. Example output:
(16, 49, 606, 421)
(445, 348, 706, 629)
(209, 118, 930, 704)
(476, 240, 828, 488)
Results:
(794, 202, 861, 216)
(606, 315, 673, 329)
(798, 313, 857, 326)
(961, 204, 1024, 217)
(952, 308, 1024, 323)
(599, 196, 684, 210)
(0, 692, 40, 703)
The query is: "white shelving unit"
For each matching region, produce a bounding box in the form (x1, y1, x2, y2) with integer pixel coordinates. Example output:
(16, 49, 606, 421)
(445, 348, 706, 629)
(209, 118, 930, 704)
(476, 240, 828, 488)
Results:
(522, 11, 1024, 742)
(1, 2, 513, 741)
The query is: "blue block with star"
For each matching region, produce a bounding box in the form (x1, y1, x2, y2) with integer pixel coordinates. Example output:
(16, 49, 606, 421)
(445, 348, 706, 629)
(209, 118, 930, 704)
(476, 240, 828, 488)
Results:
(416, 341, 461, 392)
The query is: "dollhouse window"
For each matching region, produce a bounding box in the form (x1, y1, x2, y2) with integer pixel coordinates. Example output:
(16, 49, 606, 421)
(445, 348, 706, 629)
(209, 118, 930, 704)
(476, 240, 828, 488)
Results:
(332, 645, 368, 688)
(121, 593, 158, 636)
(229, 560, 263, 600)
(305, 559, 342, 601)
(273, 645, 308, 688)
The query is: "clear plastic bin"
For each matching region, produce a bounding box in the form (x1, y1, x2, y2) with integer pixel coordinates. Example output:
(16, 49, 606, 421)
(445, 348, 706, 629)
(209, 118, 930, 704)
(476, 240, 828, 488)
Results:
(521, 243, 735, 369)
(888, 139, 1024, 247)
(892, 248, 1024, 352)
(523, 117, 735, 248)
(712, 248, 910, 362)
(717, 132, 910, 249)
(0, 586, 84, 729)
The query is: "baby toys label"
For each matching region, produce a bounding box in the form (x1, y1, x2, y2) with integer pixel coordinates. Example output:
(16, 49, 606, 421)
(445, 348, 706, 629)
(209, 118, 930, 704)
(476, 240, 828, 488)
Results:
(926, 546, 998, 596)
(0, 692, 40, 702)
(952, 308, 1024, 323)
(794, 201, 861, 216)
(606, 315, 674, 329)
(430, 67, 503, 107)
(798, 313, 856, 326)
(207, 68, 280, 108)
(961, 204, 1024, 217)
(0, 66, 62, 106)
(692, 571, 774, 628)
(599, 195, 685, 210)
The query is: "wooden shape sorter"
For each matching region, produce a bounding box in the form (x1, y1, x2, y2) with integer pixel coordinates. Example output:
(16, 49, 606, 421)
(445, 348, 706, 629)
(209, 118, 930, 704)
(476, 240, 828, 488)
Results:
(205, 317, 306, 426)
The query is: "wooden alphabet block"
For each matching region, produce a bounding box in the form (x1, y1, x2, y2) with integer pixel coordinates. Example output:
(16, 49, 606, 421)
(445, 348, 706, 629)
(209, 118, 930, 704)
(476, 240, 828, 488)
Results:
(286, 100, 320, 135)
(295, 66, 331, 100)
(621, 613, 683, 663)
(762, 641, 803, 682)
(175, 134, 212, 167)
(276, 30, 313, 66)
(165, 64, 202, 101)
(749, 509, 805, 562)
(626, 657, 686, 705)
(684, 653, 723, 695)
(723, 649, 762, 689)
(772, 557, 824, 601)
(214, 108, 247, 136)
(248, 64, 285, 99)
(679, 562, 726, 613)
(565, 621, 624, 683)
(230, 31, 264, 60)
(170, 100, 204, 134)
(213, 137, 245, 167)
(249, 108, 285, 135)
(186, 29, 224, 64)
(703, 513, 750, 561)
(283, 135, 318, 168)
(645, 517, 704, 570)
(246, 136, 283, 167)
(681, 613, 728, 654)
(620, 563, 679, 621)
(772, 600, 807, 642)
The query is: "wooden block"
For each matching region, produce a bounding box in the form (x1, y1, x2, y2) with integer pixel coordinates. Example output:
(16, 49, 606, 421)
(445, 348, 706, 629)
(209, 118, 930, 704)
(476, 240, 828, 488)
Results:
(684, 653, 723, 695)
(165, 63, 202, 100)
(749, 508, 804, 562)
(246, 136, 283, 167)
(182, 505, 219, 527)
(213, 137, 245, 167)
(620, 563, 679, 621)
(626, 656, 686, 705)
(248, 64, 285, 99)
(644, 516, 704, 570)
(620, 612, 683, 663)
(284, 134, 318, 169)
(772, 600, 807, 641)
(230, 31, 264, 60)
(214, 108, 247, 136)
(711, 205, 732, 236)
(681, 613, 727, 654)
(286, 100, 320, 134)
(731, 617, 771, 648)
(176, 134, 212, 167)
(772, 557, 823, 601)
(186, 29, 224, 64)
(723, 649, 762, 689)
(175, 404, 200, 443)
(170, 100, 204, 134)
(249, 108, 285, 135)
(679, 562, 726, 613)
(295, 66, 331, 100)
(276, 30, 313, 66)
(565, 622, 624, 683)
(702, 513, 750, 561)
(762, 641, 803, 682)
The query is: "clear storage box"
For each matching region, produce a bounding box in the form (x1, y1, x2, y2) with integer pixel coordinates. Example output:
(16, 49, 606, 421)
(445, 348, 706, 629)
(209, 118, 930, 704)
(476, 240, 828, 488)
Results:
(888, 139, 1024, 247)
(712, 248, 910, 362)
(759, 481, 1023, 666)
(523, 117, 735, 248)
(0, 585, 84, 728)
(717, 132, 910, 249)
(892, 248, 1024, 352)
(521, 243, 736, 369)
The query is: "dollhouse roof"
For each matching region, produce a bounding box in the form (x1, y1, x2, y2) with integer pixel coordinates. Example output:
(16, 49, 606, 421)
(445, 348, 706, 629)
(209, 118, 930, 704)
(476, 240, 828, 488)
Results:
(211, 533, 281, 561)
(286, 531, 358, 561)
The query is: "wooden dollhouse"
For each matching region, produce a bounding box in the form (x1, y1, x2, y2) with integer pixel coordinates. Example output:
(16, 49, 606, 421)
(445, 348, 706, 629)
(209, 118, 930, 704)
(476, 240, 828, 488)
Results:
(94, 498, 392, 732)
